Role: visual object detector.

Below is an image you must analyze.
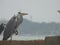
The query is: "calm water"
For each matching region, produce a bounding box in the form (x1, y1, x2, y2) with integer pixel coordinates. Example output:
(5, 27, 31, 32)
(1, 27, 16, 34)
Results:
(0, 35, 45, 40)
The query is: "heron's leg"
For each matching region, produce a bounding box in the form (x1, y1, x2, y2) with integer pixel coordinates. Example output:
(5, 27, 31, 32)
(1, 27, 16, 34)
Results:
(10, 35, 12, 40)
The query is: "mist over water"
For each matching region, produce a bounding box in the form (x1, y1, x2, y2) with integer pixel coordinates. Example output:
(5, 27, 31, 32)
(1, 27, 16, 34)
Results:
(0, 19, 60, 40)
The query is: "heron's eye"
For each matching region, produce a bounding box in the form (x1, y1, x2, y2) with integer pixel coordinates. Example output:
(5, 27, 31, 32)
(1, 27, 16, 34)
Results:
(18, 12, 21, 14)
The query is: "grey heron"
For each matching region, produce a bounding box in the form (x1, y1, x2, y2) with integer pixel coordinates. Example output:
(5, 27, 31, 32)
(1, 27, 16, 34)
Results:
(3, 12, 28, 40)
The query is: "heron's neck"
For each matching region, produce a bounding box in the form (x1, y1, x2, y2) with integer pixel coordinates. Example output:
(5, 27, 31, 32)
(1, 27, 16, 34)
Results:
(15, 14, 23, 22)
(17, 14, 23, 18)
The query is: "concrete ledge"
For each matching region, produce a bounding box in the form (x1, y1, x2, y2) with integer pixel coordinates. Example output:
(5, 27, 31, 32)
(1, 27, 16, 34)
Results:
(45, 36, 60, 45)
(0, 40, 44, 45)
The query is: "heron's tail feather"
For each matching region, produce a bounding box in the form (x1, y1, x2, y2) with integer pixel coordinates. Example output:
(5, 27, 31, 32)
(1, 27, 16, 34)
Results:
(3, 35, 10, 40)
(3, 38, 7, 40)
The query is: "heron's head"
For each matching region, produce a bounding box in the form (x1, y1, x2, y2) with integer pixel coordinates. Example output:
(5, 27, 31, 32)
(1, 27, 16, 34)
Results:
(18, 12, 28, 16)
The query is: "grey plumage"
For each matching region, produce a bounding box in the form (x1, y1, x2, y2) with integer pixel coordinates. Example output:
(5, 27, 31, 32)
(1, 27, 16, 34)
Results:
(0, 23, 4, 34)
(3, 16, 17, 40)
(3, 12, 28, 40)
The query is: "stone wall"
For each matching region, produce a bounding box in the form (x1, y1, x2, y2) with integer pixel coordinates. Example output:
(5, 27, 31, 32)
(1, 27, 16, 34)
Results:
(0, 40, 44, 45)
(45, 36, 60, 45)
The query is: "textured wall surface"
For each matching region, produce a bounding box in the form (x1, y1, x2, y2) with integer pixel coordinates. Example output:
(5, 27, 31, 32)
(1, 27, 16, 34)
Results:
(0, 40, 44, 45)
(45, 36, 60, 45)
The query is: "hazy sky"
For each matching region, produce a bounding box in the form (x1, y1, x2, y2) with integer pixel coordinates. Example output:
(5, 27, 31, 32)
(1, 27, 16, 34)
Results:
(0, 0, 60, 23)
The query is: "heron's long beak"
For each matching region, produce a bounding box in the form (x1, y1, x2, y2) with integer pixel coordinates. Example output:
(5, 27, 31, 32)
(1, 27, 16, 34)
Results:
(21, 13, 28, 16)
